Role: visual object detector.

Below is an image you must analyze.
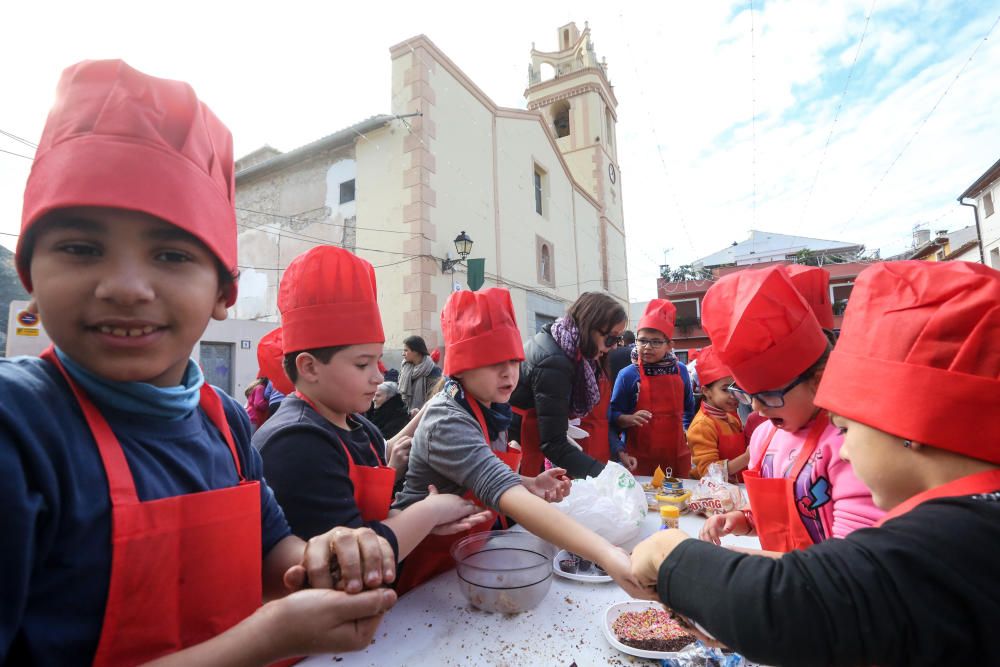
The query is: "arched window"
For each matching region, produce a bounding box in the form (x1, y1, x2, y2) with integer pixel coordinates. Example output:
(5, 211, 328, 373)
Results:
(563, 29, 570, 49)
(552, 100, 570, 138)
(541, 244, 551, 282)
(605, 108, 615, 149)
(537, 236, 555, 287)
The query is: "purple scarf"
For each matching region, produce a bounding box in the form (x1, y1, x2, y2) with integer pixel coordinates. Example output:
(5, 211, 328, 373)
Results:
(549, 316, 600, 418)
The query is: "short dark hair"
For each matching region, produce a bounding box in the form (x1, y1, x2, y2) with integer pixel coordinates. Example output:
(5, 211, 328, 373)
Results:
(403, 335, 430, 358)
(283, 345, 349, 384)
(621, 330, 636, 345)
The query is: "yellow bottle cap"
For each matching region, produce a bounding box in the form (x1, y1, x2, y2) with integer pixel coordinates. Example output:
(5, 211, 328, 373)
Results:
(659, 505, 680, 519)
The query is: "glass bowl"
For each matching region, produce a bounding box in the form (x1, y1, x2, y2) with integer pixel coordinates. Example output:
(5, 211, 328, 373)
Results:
(450, 530, 556, 614)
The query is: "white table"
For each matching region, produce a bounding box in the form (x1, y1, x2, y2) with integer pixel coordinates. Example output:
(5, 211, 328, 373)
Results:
(301, 479, 758, 667)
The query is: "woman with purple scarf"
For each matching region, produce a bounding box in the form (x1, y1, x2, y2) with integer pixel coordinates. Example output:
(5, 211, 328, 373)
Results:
(509, 292, 628, 478)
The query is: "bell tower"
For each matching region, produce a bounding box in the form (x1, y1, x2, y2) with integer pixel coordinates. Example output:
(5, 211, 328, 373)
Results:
(525, 22, 622, 289)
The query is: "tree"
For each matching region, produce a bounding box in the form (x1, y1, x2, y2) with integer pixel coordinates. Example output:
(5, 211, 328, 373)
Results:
(659, 264, 713, 282)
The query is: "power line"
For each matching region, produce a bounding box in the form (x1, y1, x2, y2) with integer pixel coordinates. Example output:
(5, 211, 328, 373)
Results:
(0, 146, 33, 160)
(0, 128, 37, 149)
(840, 10, 1000, 232)
(800, 0, 877, 219)
(749, 0, 758, 231)
(235, 206, 433, 239)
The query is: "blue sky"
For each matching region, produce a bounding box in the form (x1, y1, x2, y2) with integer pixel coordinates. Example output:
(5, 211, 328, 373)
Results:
(1, 1, 998, 301)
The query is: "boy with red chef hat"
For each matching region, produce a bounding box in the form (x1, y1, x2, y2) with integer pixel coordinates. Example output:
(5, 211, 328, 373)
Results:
(392, 288, 644, 596)
(630, 260, 1000, 666)
(699, 266, 882, 550)
(1, 60, 396, 666)
(253, 246, 489, 576)
(608, 298, 695, 476)
(686, 345, 748, 480)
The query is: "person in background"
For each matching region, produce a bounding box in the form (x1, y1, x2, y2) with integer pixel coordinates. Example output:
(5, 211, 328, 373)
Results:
(510, 292, 627, 478)
(245, 377, 269, 431)
(393, 288, 642, 597)
(607, 329, 635, 381)
(399, 335, 442, 416)
(699, 266, 882, 551)
(630, 260, 1000, 667)
(686, 346, 748, 480)
(254, 246, 488, 574)
(366, 381, 410, 441)
(1, 59, 395, 665)
(609, 299, 694, 476)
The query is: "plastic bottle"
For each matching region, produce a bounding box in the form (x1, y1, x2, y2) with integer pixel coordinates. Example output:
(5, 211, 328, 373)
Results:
(659, 505, 680, 530)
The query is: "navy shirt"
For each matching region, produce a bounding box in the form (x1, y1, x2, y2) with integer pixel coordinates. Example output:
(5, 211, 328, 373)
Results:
(253, 395, 400, 558)
(608, 362, 695, 450)
(0, 357, 290, 665)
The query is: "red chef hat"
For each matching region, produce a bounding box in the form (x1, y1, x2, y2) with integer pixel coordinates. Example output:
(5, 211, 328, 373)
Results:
(702, 266, 828, 393)
(695, 345, 732, 387)
(783, 265, 834, 329)
(441, 288, 524, 376)
(637, 299, 677, 339)
(430, 348, 441, 364)
(17, 60, 238, 306)
(816, 261, 1000, 464)
(256, 327, 294, 395)
(278, 246, 384, 354)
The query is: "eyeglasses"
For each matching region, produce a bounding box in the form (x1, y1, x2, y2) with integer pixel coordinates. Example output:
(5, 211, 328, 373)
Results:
(636, 338, 668, 349)
(728, 374, 807, 409)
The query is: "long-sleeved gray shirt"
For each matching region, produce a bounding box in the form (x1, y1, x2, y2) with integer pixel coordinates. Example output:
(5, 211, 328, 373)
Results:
(392, 391, 522, 511)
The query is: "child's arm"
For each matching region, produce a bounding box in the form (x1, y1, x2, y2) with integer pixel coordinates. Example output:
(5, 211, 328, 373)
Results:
(688, 417, 722, 478)
(497, 485, 644, 598)
(680, 365, 695, 430)
(609, 366, 648, 429)
(143, 587, 398, 666)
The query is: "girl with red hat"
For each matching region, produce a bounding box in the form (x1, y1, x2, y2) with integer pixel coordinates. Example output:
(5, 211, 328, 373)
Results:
(392, 288, 644, 596)
(253, 246, 492, 579)
(686, 345, 748, 480)
(698, 266, 882, 551)
(609, 298, 695, 476)
(629, 260, 1000, 666)
(3, 61, 397, 665)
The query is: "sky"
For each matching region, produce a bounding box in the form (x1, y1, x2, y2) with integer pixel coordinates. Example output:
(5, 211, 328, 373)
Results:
(1, 1, 998, 301)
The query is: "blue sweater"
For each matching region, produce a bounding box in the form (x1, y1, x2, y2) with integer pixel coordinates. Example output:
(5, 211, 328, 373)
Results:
(0, 357, 290, 665)
(607, 362, 695, 455)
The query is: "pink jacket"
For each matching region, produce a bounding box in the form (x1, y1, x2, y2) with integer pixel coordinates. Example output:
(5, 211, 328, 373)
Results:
(245, 384, 269, 429)
(747, 414, 884, 543)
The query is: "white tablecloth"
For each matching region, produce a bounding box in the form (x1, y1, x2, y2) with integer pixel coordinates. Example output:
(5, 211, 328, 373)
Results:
(301, 478, 759, 666)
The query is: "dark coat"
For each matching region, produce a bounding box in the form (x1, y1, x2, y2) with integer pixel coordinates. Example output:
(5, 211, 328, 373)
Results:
(509, 325, 605, 479)
(366, 393, 410, 441)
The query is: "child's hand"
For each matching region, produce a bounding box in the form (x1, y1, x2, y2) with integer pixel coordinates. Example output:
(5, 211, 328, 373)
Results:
(623, 411, 652, 428)
(525, 468, 572, 503)
(618, 453, 638, 471)
(387, 435, 412, 480)
(699, 510, 749, 545)
(629, 529, 691, 595)
(598, 546, 656, 600)
(260, 587, 397, 658)
(287, 526, 396, 594)
(423, 484, 490, 535)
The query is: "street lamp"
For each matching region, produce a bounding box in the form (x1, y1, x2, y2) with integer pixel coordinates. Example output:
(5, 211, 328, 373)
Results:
(442, 231, 474, 273)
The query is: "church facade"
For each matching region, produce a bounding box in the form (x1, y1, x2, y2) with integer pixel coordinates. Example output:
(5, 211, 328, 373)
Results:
(234, 23, 629, 358)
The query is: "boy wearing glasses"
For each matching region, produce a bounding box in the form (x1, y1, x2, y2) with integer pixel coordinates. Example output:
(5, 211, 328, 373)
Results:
(609, 299, 694, 476)
(698, 267, 881, 551)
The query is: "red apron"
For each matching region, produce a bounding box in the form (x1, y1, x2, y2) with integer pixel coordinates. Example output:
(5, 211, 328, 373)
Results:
(742, 412, 828, 552)
(576, 374, 612, 464)
(629, 363, 690, 477)
(294, 392, 394, 521)
(874, 468, 1000, 528)
(394, 397, 521, 595)
(708, 408, 748, 482)
(513, 405, 545, 476)
(42, 347, 263, 667)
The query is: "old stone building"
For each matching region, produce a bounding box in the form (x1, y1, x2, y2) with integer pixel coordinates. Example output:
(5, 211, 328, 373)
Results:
(234, 23, 629, 361)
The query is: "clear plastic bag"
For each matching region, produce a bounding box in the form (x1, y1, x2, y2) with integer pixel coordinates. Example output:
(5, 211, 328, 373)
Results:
(686, 462, 743, 517)
(660, 640, 751, 666)
(552, 462, 647, 545)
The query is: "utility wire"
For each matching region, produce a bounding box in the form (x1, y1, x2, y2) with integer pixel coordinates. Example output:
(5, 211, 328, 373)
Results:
(0, 128, 37, 149)
(800, 0, 877, 219)
(0, 146, 33, 160)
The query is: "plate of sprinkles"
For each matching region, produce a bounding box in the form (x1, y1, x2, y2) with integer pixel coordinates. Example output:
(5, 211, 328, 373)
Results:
(602, 600, 697, 659)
